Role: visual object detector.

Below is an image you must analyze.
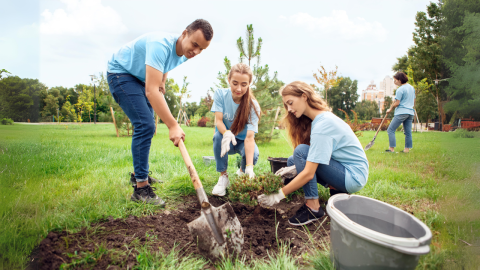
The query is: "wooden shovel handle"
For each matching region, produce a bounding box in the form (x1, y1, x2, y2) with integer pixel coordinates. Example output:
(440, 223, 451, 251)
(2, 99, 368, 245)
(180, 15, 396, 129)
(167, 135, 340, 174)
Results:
(178, 140, 203, 190)
(374, 112, 389, 137)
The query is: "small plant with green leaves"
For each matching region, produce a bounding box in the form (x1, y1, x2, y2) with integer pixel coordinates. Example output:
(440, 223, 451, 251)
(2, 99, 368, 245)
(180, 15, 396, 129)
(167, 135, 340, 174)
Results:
(228, 172, 285, 205)
(1, 118, 13, 125)
(453, 128, 475, 138)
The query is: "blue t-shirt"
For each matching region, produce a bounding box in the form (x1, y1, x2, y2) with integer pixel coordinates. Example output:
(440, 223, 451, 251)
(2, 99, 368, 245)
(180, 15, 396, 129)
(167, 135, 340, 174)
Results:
(107, 32, 188, 82)
(394, 84, 415, 116)
(307, 112, 369, 193)
(210, 88, 260, 140)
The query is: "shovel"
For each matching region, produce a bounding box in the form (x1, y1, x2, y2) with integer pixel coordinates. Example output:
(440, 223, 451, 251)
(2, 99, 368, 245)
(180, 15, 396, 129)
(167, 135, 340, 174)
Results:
(365, 112, 389, 151)
(177, 140, 244, 260)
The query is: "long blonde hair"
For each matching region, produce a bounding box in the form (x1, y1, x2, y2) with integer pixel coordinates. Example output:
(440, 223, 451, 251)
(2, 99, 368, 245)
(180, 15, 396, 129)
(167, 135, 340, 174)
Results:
(228, 63, 261, 135)
(280, 81, 331, 148)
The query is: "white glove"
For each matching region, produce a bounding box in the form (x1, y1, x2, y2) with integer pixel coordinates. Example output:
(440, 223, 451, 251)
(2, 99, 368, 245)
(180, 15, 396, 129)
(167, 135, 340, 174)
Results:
(275, 165, 297, 178)
(245, 165, 255, 179)
(258, 189, 286, 207)
(221, 130, 237, 157)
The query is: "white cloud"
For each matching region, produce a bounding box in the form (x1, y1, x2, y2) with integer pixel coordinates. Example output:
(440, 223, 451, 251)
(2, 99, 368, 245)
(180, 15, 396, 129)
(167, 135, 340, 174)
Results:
(40, 0, 127, 35)
(289, 10, 387, 42)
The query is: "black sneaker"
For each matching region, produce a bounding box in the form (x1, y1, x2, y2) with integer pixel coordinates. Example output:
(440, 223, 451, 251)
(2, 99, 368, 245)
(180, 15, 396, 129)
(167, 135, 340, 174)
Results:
(129, 171, 164, 186)
(288, 204, 325, 226)
(131, 185, 165, 207)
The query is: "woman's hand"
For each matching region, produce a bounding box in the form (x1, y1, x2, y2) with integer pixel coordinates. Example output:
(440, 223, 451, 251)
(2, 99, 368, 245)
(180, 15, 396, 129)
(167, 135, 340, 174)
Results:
(245, 165, 255, 179)
(275, 165, 297, 179)
(258, 189, 285, 207)
(221, 130, 237, 157)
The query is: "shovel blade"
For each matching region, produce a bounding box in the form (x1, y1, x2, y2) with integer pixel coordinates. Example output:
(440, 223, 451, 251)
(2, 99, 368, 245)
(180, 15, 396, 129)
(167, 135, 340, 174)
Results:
(187, 203, 244, 261)
(364, 138, 375, 151)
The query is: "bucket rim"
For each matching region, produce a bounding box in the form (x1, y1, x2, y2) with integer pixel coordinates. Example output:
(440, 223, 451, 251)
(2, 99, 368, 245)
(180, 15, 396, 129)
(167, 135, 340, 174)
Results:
(326, 194, 432, 248)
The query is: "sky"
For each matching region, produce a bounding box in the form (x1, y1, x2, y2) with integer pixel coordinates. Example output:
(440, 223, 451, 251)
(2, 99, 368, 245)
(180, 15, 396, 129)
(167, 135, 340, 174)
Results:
(1, 0, 432, 103)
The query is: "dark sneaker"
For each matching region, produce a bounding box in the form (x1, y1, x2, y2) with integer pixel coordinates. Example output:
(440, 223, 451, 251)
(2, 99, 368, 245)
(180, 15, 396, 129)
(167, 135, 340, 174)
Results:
(148, 171, 163, 184)
(288, 204, 325, 226)
(129, 171, 164, 186)
(131, 185, 165, 207)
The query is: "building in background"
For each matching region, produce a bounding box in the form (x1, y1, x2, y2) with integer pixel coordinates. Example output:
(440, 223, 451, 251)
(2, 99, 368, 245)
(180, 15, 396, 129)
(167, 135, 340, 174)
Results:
(379, 76, 397, 97)
(361, 77, 397, 113)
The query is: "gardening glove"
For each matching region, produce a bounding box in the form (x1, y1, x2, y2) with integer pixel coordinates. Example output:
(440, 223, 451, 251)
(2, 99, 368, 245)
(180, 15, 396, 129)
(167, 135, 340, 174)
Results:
(258, 189, 286, 207)
(275, 165, 297, 179)
(221, 130, 237, 157)
(245, 165, 255, 179)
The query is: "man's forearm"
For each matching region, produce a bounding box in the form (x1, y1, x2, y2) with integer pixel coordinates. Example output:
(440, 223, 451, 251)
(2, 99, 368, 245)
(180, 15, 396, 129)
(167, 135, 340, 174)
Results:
(146, 88, 178, 129)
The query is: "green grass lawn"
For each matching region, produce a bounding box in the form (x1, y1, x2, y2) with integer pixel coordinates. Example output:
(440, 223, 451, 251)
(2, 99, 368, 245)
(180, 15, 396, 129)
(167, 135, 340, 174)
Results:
(0, 123, 479, 269)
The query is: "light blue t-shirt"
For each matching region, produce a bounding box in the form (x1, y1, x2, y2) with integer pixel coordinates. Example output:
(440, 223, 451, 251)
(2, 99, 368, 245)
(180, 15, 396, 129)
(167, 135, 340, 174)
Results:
(210, 88, 260, 140)
(307, 112, 369, 193)
(394, 83, 416, 116)
(107, 32, 188, 82)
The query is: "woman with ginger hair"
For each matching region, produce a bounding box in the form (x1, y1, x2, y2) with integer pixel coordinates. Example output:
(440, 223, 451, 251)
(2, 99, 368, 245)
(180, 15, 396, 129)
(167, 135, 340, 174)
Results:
(210, 63, 261, 197)
(258, 81, 369, 226)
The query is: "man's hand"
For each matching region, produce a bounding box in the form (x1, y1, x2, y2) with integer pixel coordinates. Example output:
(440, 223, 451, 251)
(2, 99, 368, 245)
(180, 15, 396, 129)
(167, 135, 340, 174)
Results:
(275, 165, 297, 179)
(386, 108, 392, 114)
(221, 130, 237, 157)
(245, 165, 255, 179)
(159, 83, 166, 95)
(258, 189, 286, 207)
(169, 124, 185, 147)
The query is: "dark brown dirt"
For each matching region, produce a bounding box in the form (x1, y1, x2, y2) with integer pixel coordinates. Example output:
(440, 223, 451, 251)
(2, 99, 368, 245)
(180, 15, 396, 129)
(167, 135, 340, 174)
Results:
(29, 195, 330, 269)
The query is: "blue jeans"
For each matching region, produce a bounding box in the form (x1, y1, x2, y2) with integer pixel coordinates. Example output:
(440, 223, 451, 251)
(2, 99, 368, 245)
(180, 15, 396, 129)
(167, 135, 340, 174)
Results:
(287, 144, 347, 199)
(213, 131, 259, 172)
(107, 72, 155, 182)
(387, 114, 414, 149)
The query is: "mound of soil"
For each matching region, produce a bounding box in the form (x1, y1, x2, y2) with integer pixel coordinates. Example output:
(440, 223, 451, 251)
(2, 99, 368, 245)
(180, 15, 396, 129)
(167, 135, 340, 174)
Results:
(29, 196, 329, 269)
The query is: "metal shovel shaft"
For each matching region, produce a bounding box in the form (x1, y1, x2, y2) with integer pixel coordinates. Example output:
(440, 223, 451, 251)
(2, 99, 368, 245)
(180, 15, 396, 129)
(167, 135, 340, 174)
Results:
(365, 113, 389, 151)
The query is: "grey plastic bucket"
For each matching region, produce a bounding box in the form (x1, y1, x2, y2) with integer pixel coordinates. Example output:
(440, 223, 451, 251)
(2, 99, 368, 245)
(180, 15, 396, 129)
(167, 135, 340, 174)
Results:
(326, 194, 432, 270)
(202, 156, 215, 165)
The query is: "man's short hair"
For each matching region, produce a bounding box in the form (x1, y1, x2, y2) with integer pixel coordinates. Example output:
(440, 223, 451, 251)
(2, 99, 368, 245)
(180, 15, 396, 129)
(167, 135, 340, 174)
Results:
(186, 19, 213, 41)
(394, 72, 408, 84)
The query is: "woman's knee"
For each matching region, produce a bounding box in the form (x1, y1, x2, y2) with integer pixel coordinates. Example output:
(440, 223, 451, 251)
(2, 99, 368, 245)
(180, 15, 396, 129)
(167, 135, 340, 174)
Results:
(294, 144, 309, 158)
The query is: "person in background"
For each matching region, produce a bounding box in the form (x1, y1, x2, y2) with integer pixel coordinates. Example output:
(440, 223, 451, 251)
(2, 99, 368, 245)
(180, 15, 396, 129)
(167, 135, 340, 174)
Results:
(210, 63, 261, 197)
(385, 72, 416, 153)
(258, 81, 369, 226)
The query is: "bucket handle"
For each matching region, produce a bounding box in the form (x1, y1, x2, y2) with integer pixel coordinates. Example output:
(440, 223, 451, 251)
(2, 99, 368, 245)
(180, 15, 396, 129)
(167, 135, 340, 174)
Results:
(393, 244, 430, 255)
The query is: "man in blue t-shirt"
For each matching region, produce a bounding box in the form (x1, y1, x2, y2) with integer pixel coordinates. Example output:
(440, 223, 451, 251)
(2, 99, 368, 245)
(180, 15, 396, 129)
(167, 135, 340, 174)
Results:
(386, 72, 416, 153)
(107, 19, 213, 206)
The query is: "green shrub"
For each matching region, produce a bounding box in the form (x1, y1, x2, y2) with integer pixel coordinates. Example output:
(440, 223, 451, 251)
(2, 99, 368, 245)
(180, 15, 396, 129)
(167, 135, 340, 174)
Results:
(229, 172, 285, 205)
(396, 125, 403, 132)
(189, 114, 201, 127)
(205, 112, 215, 128)
(1, 118, 14, 125)
(453, 128, 475, 138)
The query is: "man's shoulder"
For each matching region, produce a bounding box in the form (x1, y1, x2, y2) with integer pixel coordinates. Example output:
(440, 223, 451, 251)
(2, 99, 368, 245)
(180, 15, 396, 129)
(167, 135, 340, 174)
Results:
(145, 32, 179, 48)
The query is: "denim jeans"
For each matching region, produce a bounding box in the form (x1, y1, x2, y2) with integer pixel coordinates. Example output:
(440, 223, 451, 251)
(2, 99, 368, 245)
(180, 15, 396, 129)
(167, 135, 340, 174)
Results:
(107, 72, 155, 182)
(213, 131, 259, 173)
(387, 114, 414, 149)
(287, 144, 347, 199)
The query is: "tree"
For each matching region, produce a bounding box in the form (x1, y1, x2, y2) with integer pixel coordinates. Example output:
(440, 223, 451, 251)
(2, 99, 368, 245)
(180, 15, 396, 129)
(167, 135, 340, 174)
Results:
(196, 92, 214, 117)
(214, 24, 283, 143)
(327, 77, 359, 119)
(163, 78, 180, 121)
(393, 2, 447, 125)
(0, 69, 11, 79)
(313, 65, 342, 103)
(355, 100, 380, 120)
(41, 94, 59, 120)
(443, 11, 480, 119)
(0, 76, 44, 122)
(75, 86, 94, 122)
(175, 76, 191, 116)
